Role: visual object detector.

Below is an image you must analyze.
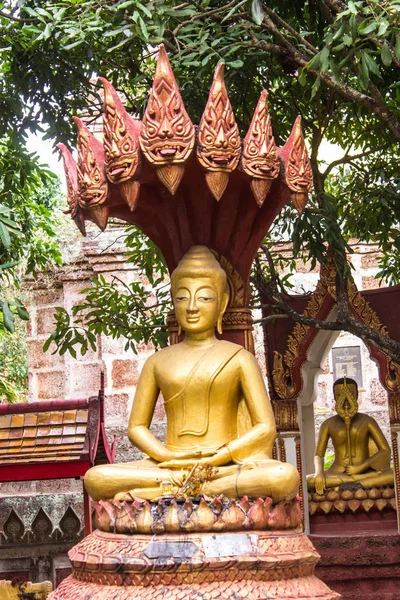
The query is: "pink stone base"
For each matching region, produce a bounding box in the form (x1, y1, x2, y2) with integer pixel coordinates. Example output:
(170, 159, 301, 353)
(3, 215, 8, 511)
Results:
(49, 529, 340, 600)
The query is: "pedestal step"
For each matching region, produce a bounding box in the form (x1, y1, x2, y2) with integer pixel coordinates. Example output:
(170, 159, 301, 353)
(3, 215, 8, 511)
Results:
(49, 529, 340, 600)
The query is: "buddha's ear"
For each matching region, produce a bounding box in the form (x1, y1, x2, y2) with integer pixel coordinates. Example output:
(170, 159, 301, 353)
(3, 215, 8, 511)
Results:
(217, 292, 229, 335)
(221, 291, 229, 315)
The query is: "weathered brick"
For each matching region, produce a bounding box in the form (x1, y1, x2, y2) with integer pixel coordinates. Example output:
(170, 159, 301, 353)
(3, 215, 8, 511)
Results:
(111, 359, 139, 389)
(295, 258, 318, 274)
(27, 340, 63, 369)
(104, 393, 130, 426)
(370, 378, 387, 405)
(36, 307, 58, 335)
(67, 362, 102, 395)
(27, 287, 64, 306)
(361, 275, 382, 290)
(361, 253, 381, 269)
(36, 370, 65, 399)
(101, 334, 126, 355)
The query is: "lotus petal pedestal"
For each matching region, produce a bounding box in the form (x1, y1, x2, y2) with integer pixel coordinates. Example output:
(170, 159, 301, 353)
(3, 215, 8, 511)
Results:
(49, 498, 339, 600)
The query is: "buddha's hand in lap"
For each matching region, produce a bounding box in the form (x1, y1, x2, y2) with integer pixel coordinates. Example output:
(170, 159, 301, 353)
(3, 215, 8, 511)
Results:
(345, 462, 367, 476)
(162, 449, 215, 462)
(159, 446, 232, 469)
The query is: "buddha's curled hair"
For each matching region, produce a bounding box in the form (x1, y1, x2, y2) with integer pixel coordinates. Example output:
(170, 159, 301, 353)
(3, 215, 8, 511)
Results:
(171, 246, 229, 299)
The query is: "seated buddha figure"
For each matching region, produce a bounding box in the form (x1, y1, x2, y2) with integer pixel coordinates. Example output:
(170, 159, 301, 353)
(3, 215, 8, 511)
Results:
(307, 377, 394, 494)
(85, 246, 299, 504)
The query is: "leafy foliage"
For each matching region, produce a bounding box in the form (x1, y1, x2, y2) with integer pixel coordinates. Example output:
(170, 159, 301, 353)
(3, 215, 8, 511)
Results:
(1, 1, 400, 355)
(0, 139, 62, 333)
(45, 229, 171, 356)
(0, 310, 28, 402)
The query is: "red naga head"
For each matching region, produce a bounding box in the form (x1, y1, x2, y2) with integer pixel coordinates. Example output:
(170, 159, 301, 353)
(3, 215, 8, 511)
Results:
(140, 45, 195, 166)
(100, 78, 141, 185)
(197, 63, 241, 173)
(73, 117, 108, 208)
(285, 116, 313, 193)
(241, 90, 280, 181)
(282, 116, 313, 213)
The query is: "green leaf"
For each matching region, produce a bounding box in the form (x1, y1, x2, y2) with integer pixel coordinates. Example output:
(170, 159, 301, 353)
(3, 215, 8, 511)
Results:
(306, 52, 322, 71)
(348, 1, 358, 14)
(137, 16, 148, 40)
(358, 19, 377, 35)
(395, 36, 400, 59)
(16, 305, 29, 321)
(0, 261, 18, 272)
(43, 333, 56, 353)
(377, 19, 389, 37)
(0, 222, 11, 249)
(320, 47, 330, 71)
(115, 0, 136, 9)
(298, 68, 307, 86)
(311, 75, 321, 98)
(228, 59, 244, 68)
(62, 40, 85, 51)
(381, 41, 392, 67)
(2, 302, 15, 333)
(251, 0, 265, 26)
(221, 0, 247, 22)
(363, 52, 381, 77)
(136, 1, 153, 18)
(343, 34, 353, 47)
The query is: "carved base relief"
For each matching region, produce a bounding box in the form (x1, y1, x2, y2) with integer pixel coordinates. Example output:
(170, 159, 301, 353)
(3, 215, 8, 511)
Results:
(49, 528, 339, 600)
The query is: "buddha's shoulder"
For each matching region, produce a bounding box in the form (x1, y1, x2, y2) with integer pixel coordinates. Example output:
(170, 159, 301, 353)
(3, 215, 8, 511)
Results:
(216, 340, 256, 364)
(323, 415, 342, 428)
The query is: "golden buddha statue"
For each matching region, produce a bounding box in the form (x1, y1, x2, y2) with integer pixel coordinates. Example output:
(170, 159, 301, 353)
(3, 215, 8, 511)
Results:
(307, 377, 394, 494)
(85, 246, 299, 504)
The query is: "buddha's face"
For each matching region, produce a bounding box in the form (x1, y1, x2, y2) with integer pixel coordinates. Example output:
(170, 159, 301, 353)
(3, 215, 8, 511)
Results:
(173, 277, 226, 334)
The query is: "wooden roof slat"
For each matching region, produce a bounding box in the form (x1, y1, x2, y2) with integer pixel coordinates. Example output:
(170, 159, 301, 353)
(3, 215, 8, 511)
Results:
(0, 381, 115, 481)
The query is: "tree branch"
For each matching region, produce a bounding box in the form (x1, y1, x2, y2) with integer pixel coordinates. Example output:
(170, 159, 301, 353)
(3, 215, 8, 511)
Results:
(249, 20, 400, 142)
(0, 9, 37, 23)
(254, 245, 400, 363)
(263, 6, 319, 55)
(322, 144, 390, 179)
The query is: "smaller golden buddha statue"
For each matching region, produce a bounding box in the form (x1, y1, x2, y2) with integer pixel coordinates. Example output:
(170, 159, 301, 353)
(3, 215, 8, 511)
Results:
(307, 377, 394, 494)
(0, 580, 52, 600)
(85, 246, 299, 504)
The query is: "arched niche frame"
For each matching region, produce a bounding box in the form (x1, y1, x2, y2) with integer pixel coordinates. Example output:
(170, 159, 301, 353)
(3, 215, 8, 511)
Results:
(262, 261, 400, 531)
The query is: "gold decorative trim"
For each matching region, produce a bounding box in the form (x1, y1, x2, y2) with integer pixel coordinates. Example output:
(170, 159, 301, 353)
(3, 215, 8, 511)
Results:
(273, 399, 299, 431)
(391, 430, 400, 517)
(295, 434, 305, 524)
(389, 392, 400, 425)
(278, 435, 287, 463)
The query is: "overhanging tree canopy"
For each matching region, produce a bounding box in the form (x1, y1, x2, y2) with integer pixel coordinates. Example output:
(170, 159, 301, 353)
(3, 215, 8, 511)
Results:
(1, 0, 399, 358)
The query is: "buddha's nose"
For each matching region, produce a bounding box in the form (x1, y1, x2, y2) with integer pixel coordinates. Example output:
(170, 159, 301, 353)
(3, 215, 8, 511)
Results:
(187, 297, 198, 312)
